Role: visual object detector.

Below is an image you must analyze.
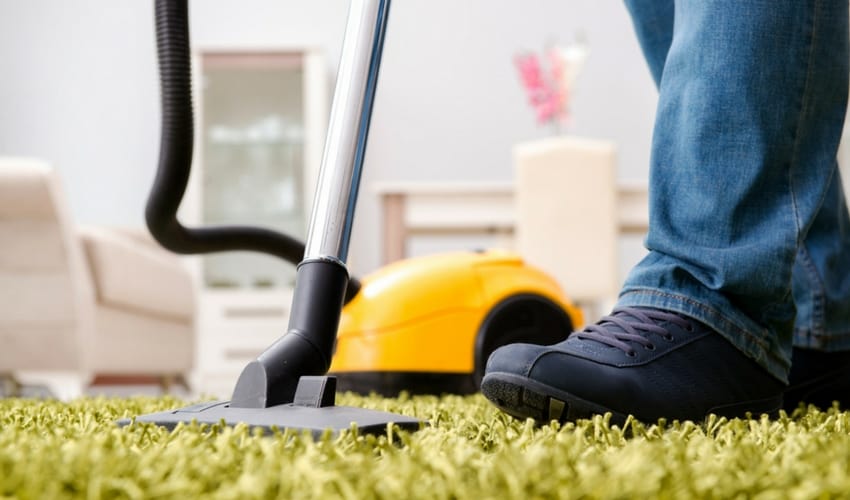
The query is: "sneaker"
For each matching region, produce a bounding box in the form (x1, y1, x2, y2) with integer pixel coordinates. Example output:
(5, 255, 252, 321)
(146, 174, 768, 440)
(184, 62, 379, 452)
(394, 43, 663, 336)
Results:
(481, 307, 784, 425)
(783, 347, 850, 411)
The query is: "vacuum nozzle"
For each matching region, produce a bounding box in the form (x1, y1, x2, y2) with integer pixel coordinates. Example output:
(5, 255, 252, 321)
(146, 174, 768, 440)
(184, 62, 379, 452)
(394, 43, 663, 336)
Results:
(230, 259, 349, 408)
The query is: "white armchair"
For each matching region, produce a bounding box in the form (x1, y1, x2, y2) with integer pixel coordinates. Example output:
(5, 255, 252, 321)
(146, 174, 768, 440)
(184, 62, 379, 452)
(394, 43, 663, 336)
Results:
(0, 158, 195, 397)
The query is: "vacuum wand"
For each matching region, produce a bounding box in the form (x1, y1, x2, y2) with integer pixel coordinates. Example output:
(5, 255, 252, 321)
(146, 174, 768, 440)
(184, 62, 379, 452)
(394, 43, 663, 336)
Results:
(230, 0, 392, 408)
(306, 0, 390, 263)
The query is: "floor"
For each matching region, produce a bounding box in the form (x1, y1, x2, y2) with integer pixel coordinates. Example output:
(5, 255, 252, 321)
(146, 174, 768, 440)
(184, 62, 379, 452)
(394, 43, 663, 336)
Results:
(4, 371, 196, 400)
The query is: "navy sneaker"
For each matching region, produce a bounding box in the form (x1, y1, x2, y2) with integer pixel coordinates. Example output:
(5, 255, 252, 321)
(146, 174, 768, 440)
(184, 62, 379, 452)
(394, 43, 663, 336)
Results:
(481, 307, 784, 425)
(783, 348, 850, 411)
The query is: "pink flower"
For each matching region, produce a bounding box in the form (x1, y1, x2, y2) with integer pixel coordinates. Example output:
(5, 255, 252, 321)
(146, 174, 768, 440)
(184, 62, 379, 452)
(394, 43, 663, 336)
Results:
(515, 41, 588, 128)
(514, 53, 562, 124)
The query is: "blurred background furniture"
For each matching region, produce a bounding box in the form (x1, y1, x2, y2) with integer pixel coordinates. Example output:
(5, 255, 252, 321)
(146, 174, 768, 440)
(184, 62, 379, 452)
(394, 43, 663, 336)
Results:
(514, 136, 621, 318)
(0, 158, 195, 398)
(375, 136, 647, 322)
(79, 226, 195, 392)
(375, 182, 517, 264)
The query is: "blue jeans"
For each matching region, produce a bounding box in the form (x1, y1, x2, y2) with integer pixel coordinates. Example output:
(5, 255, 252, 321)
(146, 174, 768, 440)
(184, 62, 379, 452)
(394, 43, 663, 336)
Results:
(619, 0, 850, 382)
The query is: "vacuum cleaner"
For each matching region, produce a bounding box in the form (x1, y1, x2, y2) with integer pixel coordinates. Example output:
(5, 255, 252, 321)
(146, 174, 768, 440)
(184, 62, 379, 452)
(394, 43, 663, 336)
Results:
(329, 250, 582, 396)
(123, 0, 581, 436)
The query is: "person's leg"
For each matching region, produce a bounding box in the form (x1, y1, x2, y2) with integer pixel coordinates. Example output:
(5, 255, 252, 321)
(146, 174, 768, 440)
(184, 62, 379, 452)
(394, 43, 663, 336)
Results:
(629, 0, 850, 410)
(792, 174, 850, 350)
(618, 0, 849, 382)
(482, 0, 849, 423)
(786, 168, 850, 409)
(622, 0, 673, 87)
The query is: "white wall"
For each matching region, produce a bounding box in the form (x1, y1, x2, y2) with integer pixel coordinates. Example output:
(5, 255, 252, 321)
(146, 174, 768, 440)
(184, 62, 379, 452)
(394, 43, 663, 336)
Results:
(0, 0, 659, 274)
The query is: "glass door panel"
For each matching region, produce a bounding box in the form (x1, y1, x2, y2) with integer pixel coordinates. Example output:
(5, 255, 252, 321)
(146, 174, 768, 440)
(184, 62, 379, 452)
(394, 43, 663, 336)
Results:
(201, 52, 307, 289)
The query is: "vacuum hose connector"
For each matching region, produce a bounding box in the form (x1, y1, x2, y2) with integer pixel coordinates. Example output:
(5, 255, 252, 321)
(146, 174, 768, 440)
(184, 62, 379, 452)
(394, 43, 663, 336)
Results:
(230, 259, 349, 408)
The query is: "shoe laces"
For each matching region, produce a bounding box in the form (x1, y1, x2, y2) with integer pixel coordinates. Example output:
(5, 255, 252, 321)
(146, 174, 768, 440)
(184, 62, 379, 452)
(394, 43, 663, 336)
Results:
(573, 307, 693, 356)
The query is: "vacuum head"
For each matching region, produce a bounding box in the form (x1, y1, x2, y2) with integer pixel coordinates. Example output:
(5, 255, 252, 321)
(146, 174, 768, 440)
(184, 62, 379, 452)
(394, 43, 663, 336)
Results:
(120, 376, 422, 437)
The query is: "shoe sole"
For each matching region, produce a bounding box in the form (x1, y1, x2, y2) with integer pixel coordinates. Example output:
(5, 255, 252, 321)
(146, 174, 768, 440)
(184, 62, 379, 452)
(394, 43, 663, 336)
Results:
(481, 372, 630, 426)
(482, 372, 782, 426)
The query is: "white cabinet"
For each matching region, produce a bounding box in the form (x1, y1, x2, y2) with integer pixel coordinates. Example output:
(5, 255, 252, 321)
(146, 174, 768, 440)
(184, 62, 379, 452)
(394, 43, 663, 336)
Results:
(181, 48, 328, 397)
(195, 289, 293, 397)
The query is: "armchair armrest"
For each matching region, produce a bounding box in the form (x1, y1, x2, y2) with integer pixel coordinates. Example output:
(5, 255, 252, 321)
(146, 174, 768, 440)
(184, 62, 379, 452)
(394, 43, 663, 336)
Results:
(78, 226, 195, 322)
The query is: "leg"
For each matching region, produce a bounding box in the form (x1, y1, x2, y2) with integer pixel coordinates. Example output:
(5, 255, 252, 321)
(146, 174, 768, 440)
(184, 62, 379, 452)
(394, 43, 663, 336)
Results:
(623, 0, 674, 87)
(619, 0, 849, 382)
(631, 0, 850, 411)
(786, 167, 850, 409)
(482, 0, 849, 423)
(792, 171, 850, 351)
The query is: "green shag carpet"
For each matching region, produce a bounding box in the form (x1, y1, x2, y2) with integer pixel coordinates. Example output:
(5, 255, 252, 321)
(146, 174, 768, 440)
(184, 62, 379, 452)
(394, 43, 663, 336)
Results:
(2, 394, 850, 499)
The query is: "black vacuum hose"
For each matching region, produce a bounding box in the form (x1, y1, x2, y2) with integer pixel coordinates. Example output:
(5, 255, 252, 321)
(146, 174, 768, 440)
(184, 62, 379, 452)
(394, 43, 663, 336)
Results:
(149, 0, 360, 302)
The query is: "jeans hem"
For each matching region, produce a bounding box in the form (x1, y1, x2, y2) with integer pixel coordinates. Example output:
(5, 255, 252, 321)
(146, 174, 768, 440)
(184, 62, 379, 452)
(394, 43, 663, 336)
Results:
(793, 329, 850, 351)
(618, 288, 790, 383)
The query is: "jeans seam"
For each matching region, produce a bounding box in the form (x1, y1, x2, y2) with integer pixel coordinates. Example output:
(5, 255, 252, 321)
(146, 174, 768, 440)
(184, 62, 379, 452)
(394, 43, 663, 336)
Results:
(787, 0, 829, 351)
(796, 243, 826, 336)
(788, 0, 820, 244)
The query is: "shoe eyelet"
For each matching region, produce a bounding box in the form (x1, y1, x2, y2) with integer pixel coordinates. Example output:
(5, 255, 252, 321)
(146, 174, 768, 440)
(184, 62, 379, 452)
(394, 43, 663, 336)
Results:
(663, 334, 675, 342)
(643, 343, 656, 351)
(685, 324, 695, 333)
(625, 350, 637, 358)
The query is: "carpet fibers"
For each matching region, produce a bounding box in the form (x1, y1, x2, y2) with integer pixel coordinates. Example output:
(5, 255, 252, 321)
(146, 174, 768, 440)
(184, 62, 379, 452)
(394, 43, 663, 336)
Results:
(1, 394, 849, 499)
